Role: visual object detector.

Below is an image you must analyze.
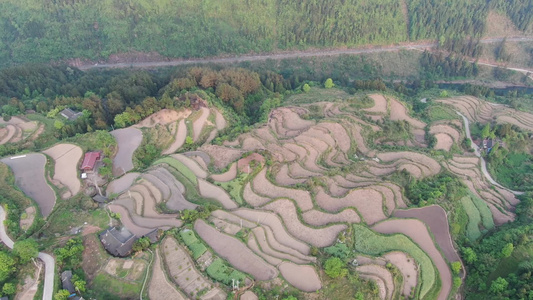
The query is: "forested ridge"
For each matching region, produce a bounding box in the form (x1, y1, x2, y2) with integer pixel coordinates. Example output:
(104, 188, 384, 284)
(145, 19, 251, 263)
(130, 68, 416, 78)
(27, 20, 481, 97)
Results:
(0, 0, 531, 67)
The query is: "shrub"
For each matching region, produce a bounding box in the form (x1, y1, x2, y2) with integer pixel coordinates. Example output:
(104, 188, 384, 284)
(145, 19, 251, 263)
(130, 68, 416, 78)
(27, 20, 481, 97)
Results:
(324, 78, 334, 89)
(324, 257, 347, 278)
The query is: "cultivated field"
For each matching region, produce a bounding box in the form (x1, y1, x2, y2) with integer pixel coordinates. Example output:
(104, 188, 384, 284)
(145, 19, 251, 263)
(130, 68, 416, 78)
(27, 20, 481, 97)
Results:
(43, 143, 83, 198)
(1, 154, 56, 217)
(0, 116, 42, 145)
(111, 127, 143, 176)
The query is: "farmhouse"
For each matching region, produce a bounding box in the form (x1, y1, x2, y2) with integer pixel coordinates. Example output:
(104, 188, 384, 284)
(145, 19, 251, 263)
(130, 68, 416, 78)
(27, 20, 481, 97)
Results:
(60, 108, 83, 121)
(100, 227, 137, 257)
(80, 152, 100, 172)
(61, 270, 82, 300)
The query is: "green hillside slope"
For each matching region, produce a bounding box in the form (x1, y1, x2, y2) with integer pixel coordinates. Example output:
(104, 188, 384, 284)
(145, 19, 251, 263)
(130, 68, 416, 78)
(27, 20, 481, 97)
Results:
(0, 0, 530, 67)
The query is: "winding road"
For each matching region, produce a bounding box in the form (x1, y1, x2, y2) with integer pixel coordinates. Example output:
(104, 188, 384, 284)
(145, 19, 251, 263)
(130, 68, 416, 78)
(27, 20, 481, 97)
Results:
(79, 37, 533, 72)
(0, 206, 55, 300)
(456, 111, 524, 195)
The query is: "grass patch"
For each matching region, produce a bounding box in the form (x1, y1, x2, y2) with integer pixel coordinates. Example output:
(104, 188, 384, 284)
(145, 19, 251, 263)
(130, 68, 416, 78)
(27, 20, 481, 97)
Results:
(489, 244, 533, 281)
(460, 196, 482, 241)
(206, 258, 247, 285)
(43, 198, 109, 237)
(427, 105, 458, 122)
(90, 273, 141, 299)
(285, 87, 352, 105)
(180, 230, 207, 259)
(154, 157, 197, 183)
(469, 192, 494, 230)
(352, 224, 438, 299)
(217, 175, 245, 205)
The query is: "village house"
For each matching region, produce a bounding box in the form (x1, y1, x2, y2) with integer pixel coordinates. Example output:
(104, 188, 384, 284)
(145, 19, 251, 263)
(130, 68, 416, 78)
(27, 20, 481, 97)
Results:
(80, 152, 101, 173)
(60, 270, 82, 300)
(99, 227, 137, 257)
(60, 108, 83, 121)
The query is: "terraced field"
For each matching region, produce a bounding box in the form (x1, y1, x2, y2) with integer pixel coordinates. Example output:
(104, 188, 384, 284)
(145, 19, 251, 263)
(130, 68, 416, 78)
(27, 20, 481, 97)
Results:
(0, 116, 43, 145)
(98, 92, 527, 298)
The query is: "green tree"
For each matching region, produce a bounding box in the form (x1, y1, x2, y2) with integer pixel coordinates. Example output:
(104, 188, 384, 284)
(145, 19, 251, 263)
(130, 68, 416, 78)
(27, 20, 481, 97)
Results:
(185, 136, 194, 145)
(72, 275, 86, 293)
(324, 78, 334, 89)
(13, 238, 39, 264)
(481, 123, 491, 139)
(324, 257, 347, 278)
(489, 277, 508, 294)
(2, 283, 16, 296)
(451, 261, 462, 275)
(463, 247, 477, 264)
(302, 83, 311, 93)
(501, 243, 514, 258)
(54, 289, 71, 300)
(54, 120, 65, 130)
(132, 237, 151, 252)
(0, 251, 16, 282)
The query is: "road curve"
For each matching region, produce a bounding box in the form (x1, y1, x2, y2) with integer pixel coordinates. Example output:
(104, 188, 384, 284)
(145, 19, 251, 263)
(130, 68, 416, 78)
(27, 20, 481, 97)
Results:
(0, 205, 55, 300)
(79, 37, 533, 71)
(456, 111, 524, 195)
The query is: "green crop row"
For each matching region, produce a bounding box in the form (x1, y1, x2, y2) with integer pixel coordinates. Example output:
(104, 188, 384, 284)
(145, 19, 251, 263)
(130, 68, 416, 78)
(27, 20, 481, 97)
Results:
(461, 196, 482, 241)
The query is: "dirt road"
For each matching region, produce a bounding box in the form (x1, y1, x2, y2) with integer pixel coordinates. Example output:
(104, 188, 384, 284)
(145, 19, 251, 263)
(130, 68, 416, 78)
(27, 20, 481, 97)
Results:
(0, 206, 55, 300)
(79, 37, 533, 71)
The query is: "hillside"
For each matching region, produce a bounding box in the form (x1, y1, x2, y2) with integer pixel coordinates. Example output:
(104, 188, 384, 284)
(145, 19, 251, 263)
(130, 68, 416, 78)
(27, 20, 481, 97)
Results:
(0, 0, 531, 67)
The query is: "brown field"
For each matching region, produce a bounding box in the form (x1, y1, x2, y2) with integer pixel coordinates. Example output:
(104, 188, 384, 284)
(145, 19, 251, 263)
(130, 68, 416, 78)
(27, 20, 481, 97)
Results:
(214, 109, 226, 130)
(149, 248, 187, 300)
(394, 205, 461, 263)
(240, 291, 258, 300)
(252, 169, 313, 211)
(279, 262, 321, 292)
(210, 163, 237, 182)
(389, 97, 426, 129)
(315, 187, 386, 225)
(111, 127, 143, 176)
(279, 107, 315, 131)
(171, 154, 207, 178)
(201, 145, 244, 170)
(434, 133, 454, 151)
(193, 107, 210, 141)
(275, 164, 306, 186)
(135, 109, 190, 128)
(146, 167, 197, 211)
(0, 117, 41, 145)
(302, 209, 360, 226)
(232, 208, 310, 255)
(357, 264, 394, 300)
(194, 219, 278, 280)
(108, 205, 156, 236)
(106, 172, 140, 196)
(365, 94, 388, 114)
(251, 227, 309, 264)
(383, 251, 418, 298)
(43, 143, 83, 197)
(263, 199, 346, 247)
(162, 119, 187, 155)
(243, 183, 271, 207)
(373, 219, 452, 300)
(377, 152, 441, 176)
(430, 125, 460, 142)
(198, 178, 238, 209)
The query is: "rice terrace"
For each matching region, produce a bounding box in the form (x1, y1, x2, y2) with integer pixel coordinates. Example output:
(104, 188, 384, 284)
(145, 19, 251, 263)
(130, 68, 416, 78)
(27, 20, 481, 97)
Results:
(1, 62, 533, 299)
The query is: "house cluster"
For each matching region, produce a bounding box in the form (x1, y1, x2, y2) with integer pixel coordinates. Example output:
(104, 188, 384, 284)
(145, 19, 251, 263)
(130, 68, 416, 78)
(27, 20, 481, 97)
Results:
(474, 138, 501, 154)
(99, 227, 159, 257)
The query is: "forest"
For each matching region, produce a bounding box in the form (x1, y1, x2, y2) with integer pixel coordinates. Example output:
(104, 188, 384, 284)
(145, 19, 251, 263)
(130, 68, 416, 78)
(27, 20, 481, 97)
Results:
(0, 0, 531, 67)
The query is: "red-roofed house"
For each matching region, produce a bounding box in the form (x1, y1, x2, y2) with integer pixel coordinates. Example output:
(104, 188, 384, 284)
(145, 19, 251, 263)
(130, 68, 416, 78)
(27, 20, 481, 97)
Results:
(81, 152, 101, 172)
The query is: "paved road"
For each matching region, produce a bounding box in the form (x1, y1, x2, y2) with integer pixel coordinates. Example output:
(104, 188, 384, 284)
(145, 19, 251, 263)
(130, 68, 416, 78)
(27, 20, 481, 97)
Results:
(456, 111, 524, 195)
(0, 206, 55, 300)
(79, 37, 533, 71)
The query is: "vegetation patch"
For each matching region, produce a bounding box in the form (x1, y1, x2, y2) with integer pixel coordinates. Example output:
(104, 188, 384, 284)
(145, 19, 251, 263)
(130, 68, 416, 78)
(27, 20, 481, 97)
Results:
(206, 258, 247, 285)
(460, 196, 483, 241)
(180, 230, 207, 259)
